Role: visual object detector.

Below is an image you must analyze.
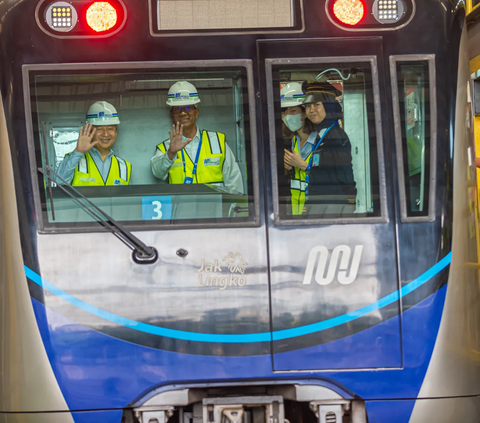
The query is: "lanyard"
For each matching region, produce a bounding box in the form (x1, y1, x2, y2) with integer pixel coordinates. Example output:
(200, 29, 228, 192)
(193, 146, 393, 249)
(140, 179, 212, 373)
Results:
(304, 121, 339, 198)
(305, 121, 338, 172)
(180, 135, 202, 183)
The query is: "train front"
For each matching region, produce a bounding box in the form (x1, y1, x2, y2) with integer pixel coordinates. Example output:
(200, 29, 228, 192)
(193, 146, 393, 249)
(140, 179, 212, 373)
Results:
(0, 0, 479, 422)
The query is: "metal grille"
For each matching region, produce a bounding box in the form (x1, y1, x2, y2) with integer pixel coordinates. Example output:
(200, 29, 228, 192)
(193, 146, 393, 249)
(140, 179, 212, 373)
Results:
(325, 411, 337, 423)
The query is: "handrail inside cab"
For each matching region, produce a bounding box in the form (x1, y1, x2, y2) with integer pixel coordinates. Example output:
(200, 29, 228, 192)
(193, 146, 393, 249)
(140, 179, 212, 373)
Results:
(467, 0, 480, 23)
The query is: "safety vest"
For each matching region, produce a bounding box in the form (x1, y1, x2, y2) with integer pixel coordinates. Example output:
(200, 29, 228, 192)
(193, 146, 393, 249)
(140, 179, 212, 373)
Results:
(156, 130, 226, 185)
(70, 151, 131, 186)
(290, 135, 312, 216)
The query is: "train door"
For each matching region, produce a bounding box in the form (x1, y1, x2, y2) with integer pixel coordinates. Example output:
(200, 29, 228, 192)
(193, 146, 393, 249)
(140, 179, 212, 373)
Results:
(258, 39, 402, 370)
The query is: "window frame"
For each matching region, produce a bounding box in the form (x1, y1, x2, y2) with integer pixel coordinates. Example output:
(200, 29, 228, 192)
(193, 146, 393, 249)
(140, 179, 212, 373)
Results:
(22, 60, 260, 233)
(389, 54, 436, 223)
(265, 55, 388, 226)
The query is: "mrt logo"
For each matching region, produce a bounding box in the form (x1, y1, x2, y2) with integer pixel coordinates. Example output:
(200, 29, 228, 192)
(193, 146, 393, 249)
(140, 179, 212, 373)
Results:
(302, 245, 363, 286)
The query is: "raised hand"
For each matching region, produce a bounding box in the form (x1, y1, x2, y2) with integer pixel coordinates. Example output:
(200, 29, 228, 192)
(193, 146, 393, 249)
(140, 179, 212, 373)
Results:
(284, 149, 307, 171)
(75, 124, 98, 154)
(167, 122, 193, 160)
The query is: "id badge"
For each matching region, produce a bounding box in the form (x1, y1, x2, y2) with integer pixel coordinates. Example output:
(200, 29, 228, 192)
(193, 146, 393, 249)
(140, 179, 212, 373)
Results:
(184, 176, 194, 184)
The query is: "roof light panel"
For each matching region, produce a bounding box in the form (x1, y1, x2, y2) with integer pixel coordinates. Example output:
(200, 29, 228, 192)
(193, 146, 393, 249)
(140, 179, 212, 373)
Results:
(45, 2, 78, 32)
(86, 2, 118, 32)
(372, 0, 406, 24)
(333, 0, 366, 26)
(37, 0, 126, 38)
(327, 0, 410, 30)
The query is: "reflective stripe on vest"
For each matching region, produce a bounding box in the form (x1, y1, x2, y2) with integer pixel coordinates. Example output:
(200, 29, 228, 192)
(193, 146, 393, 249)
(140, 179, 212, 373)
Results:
(208, 131, 222, 155)
(117, 157, 128, 181)
(290, 129, 327, 215)
(71, 151, 131, 186)
(156, 130, 226, 185)
(290, 135, 312, 216)
(290, 179, 307, 191)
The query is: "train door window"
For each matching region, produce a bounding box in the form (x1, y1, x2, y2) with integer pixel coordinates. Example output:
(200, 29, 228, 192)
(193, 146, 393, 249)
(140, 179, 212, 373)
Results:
(390, 55, 436, 221)
(266, 58, 383, 222)
(24, 62, 258, 231)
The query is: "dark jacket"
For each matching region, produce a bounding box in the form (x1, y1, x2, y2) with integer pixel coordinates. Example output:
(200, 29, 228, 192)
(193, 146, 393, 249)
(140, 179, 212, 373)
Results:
(307, 123, 357, 203)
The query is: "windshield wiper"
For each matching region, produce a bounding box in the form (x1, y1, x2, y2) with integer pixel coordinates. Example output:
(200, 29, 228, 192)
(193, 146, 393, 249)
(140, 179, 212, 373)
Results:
(38, 166, 158, 265)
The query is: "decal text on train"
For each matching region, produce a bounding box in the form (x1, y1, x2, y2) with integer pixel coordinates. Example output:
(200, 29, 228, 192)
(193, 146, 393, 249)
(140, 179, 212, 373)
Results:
(197, 252, 248, 290)
(302, 245, 364, 286)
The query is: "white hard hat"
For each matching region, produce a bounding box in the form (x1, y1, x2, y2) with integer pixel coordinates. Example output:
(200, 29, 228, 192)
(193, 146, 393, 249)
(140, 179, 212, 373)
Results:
(280, 82, 305, 108)
(166, 81, 201, 106)
(86, 101, 120, 125)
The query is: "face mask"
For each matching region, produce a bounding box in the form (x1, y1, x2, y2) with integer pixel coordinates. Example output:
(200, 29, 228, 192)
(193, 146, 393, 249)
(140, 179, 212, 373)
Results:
(282, 113, 303, 132)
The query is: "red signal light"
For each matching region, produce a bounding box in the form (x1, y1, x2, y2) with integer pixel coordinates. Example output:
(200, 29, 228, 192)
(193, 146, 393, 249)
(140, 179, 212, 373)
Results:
(332, 0, 365, 26)
(86, 2, 118, 32)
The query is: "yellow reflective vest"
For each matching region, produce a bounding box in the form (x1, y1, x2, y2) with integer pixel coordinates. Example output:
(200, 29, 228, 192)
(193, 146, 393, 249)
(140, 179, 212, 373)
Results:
(71, 151, 131, 186)
(290, 135, 311, 215)
(156, 130, 226, 184)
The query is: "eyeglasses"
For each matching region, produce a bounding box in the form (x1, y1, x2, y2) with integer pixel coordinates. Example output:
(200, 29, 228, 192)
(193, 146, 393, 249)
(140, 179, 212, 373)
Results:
(171, 106, 196, 114)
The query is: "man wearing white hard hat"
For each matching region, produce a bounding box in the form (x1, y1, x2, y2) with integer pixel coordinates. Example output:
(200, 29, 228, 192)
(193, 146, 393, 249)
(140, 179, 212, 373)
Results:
(150, 81, 243, 194)
(56, 101, 131, 186)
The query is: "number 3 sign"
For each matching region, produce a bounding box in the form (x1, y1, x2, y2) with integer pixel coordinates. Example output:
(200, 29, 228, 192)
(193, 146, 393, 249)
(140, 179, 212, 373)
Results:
(141, 196, 173, 220)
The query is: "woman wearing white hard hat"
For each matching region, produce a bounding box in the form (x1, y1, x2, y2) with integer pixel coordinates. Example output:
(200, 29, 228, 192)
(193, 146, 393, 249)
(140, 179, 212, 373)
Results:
(56, 101, 131, 186)
(280, 81, 317, 215)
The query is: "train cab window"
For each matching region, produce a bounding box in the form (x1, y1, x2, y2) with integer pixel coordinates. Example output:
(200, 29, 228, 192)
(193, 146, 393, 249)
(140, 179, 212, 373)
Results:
(25, 64, 256, 231)
(269, 61, 382, 221)
(391, 57, 435, 220)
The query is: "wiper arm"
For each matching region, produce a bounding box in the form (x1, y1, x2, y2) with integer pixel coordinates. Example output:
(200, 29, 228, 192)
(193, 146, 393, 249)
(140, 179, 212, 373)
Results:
(38, 166, 158, 265)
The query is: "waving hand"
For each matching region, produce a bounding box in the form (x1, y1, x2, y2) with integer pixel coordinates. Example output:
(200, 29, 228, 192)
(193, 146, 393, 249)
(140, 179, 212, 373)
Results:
(75, 124, 98, 154)
(167, 122, 193, 160)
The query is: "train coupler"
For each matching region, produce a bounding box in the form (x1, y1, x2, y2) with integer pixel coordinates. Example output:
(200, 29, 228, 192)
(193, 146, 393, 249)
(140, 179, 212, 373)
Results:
(203, 395, 284, 423)
(133, 406, 175, 423)
(309, 400, 350, 423)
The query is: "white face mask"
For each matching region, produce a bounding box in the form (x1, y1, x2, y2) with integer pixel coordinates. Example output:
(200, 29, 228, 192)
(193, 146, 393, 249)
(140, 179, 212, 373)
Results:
(282, 113, 303, 132)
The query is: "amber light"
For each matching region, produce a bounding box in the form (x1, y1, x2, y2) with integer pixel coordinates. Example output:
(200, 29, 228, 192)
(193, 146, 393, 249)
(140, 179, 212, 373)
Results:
(332, 0, 365, 25)
(86, 2, 118, 32)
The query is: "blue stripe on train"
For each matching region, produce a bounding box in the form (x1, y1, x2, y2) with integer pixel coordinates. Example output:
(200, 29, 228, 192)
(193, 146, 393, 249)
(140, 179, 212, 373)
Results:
(24, 252, 451, 343)
(30, 284, 447, 411)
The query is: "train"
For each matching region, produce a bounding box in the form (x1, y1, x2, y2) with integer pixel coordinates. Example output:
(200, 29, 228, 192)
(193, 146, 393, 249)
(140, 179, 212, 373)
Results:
(0, 0, 479, 422)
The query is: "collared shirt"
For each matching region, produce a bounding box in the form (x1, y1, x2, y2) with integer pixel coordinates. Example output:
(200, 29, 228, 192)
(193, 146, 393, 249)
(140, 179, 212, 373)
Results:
(294, 132, 318, 161)
(151, 126, 244, 194)
(56, 148, 116, 185)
